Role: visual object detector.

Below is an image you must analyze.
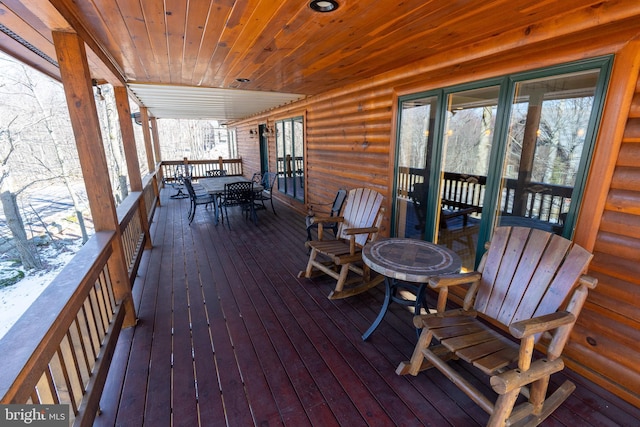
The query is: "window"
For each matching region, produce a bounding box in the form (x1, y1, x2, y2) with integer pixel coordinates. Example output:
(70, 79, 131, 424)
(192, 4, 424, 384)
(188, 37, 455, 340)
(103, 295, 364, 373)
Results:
(393, 57, 611, 270)
(275, 116, 305, 202)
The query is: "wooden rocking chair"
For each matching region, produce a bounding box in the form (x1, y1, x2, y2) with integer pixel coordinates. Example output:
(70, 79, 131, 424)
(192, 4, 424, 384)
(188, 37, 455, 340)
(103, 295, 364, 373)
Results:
(396, 226, 597, 427)
(298, 188, 385, 299)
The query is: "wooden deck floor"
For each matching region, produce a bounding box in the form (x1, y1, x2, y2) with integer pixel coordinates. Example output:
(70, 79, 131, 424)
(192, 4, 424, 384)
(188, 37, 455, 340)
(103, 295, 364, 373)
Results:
(96, 189, 640, 427)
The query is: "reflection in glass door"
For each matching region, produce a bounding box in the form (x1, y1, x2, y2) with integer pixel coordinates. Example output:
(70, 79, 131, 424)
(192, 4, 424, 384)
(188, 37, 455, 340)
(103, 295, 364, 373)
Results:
(394, 95, 438, 240)
(495, 70, 602, 236)
(435, 86, 500, 270)
(393, 58, 610, 271)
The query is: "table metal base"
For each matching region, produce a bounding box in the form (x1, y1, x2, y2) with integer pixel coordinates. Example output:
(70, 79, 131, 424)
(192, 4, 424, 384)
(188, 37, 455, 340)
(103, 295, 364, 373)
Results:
(170, 187, 189, 199)
(361, 277, 429, 341)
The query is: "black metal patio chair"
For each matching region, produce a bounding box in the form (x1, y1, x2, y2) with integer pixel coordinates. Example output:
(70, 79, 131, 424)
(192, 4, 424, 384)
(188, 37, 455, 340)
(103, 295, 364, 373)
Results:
(253, 172, 278, 214)
(206, 169, 227, 177)
(164, 164, 193, 199)
(218, 181, 256, 228)
(305, 188, 347, 242)
(184, 178, 215, 224)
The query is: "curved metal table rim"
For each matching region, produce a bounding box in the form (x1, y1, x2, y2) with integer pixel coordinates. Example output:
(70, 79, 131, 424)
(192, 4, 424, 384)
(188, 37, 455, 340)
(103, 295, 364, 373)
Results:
(361, 238, 462, 341)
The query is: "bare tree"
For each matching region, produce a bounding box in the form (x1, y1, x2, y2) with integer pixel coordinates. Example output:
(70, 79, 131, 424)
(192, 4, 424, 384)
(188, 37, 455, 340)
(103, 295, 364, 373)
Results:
(0, 118, 43, 269)
(19, 67, 90, 243)
(96, 85, 129, 204)
(0, 54, 91, 269)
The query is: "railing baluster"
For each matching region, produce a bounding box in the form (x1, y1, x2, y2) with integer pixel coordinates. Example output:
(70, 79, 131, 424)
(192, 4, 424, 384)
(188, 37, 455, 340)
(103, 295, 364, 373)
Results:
(73, 317, 92, 382)
(90, 286, 108, 337)
(65, 330, 86, 392)
(87, 288, 103, 339)
(54, 346, 78, 415)
(99, 270, 115, 316)
(80, 303, 98, 361)
(43, 365, 58, 404)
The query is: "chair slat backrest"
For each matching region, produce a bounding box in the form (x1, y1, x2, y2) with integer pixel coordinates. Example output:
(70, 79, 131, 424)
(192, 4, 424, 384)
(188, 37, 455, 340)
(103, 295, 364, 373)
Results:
(222, 181, 253, 206)
(336, 188, 384, 247)
(475, 226, 592, 331)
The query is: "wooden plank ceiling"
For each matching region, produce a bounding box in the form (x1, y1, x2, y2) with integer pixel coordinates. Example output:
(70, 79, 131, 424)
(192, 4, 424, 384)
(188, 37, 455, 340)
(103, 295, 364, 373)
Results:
(1, 0, 639, 120)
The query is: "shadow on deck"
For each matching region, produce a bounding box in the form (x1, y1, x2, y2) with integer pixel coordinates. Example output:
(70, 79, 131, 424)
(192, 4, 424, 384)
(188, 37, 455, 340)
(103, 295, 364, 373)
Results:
(96, 189, 640, 426)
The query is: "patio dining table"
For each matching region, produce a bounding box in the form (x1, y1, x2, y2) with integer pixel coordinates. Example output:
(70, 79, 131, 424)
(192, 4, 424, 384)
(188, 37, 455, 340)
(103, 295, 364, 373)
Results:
(199, 177, 263, 224)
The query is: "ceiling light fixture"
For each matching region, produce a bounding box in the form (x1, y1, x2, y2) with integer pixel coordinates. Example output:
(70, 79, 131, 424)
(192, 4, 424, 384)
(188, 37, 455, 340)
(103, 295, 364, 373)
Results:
(309, 0, 339, 13)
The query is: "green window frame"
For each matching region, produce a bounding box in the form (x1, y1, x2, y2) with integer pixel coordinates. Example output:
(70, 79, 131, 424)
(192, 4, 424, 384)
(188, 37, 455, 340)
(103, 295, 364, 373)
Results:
(393, 56, 612, 268)
(275, 116, 305, 202)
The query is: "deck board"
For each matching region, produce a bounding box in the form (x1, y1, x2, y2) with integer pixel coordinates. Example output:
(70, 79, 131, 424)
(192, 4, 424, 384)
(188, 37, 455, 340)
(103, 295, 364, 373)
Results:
(97, 189, 640, 426)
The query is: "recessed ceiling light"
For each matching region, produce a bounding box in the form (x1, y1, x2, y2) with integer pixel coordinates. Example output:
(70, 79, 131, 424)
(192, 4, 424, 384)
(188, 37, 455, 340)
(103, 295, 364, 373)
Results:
(236, 78, 250, 83)
(309, 0, 339, 13)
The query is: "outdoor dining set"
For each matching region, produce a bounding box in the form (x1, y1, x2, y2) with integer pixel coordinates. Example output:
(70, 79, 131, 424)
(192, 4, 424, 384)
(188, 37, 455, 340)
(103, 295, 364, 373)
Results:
(167, 165, 277, 227)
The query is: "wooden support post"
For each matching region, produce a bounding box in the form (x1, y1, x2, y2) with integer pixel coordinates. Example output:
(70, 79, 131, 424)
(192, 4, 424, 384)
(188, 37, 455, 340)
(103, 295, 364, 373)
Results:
(140, 107, 160, 205)
(114, 86, 142, 191)
(114, 86, 152, 249)
(140, 107, 155, 173)
(52, 31, 136, 327)
(513, 92, 543, 217)
(150, 116, 162, 167)
(150, 117, 164, 191)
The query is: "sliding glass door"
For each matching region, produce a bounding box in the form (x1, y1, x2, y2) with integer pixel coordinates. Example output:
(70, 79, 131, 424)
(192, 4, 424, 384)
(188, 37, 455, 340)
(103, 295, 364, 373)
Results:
(275, 116, 305, 202)
(436, 86, 500, 270)
(495, 69, 603, 237)
(394, 95, 438, 240)
(393, 57, 611, 270)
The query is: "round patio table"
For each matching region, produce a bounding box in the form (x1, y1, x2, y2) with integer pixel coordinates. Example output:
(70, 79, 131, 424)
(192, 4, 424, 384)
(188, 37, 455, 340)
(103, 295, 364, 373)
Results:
(361, 238, 461, 340)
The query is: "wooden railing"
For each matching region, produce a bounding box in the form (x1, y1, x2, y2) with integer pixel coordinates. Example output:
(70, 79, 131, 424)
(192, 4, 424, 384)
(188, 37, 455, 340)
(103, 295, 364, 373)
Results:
(117, 192, 147, 283)
(161, 157, 243, 182)
(0, 232, 125, 426)
(398, 167, 571, 225)
(0, 170, 160, 426)
(501, 179, 572, 223)
(277, 155, 304, 177)
(142, 173, 158, 222)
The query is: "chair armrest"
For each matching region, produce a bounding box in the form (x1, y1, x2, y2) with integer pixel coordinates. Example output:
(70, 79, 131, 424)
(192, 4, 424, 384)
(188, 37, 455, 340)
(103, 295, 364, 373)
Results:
(311, 216, 344, 224)
(429, 272, 481, 289)
(491, 358, 565, 394)
(509, 311, 576, 339)
(343, 226, 378, 236)
(428, 272, 481, 313)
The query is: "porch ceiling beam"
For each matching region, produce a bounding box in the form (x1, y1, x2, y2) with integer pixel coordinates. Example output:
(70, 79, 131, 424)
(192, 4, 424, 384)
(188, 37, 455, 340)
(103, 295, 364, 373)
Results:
(44, 0, 126, 87)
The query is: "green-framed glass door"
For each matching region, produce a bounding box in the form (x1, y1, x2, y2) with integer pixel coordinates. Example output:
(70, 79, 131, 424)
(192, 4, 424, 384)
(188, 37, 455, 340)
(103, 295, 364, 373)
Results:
(393, 57, 612, 270)
(275, 116, 305, 202)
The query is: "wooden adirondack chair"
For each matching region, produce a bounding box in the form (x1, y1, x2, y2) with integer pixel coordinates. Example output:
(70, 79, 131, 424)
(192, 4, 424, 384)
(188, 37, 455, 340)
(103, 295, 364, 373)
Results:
(396, 226, 597, 427)
(298, 188, 385, 299)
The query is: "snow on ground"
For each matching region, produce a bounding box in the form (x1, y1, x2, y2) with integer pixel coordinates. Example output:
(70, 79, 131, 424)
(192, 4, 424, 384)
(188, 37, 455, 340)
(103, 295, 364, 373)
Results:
(0, 182, 88, 341)
(0, 241, 82, 340)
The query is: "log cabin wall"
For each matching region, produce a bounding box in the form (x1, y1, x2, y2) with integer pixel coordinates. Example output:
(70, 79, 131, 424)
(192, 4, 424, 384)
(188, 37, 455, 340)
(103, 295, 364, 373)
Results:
(234, 23, 640, 406)
(578, 71, 640, 405)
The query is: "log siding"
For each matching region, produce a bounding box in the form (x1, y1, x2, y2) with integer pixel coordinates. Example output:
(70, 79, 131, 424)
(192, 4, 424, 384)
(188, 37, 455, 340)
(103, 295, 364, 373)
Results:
(233, 23, 640, 406)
